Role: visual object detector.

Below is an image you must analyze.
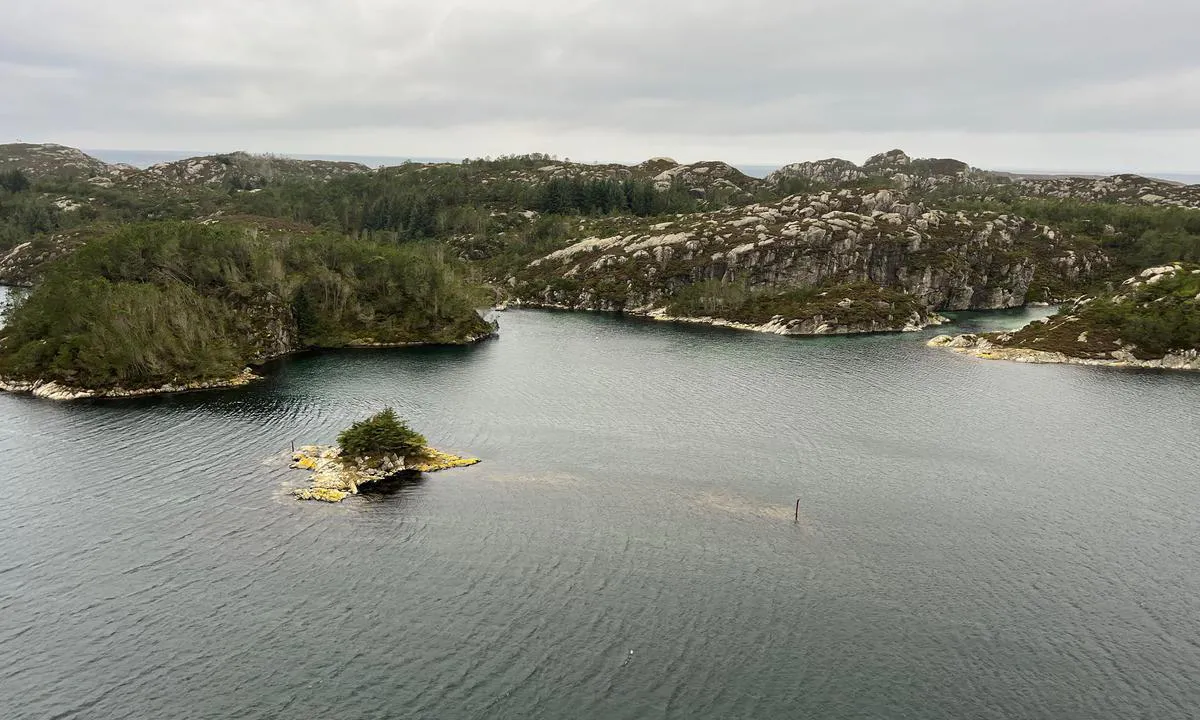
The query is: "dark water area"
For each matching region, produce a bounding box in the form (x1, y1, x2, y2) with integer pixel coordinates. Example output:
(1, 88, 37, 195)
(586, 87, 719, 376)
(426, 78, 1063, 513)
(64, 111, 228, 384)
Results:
(1, 295, 1198, 719)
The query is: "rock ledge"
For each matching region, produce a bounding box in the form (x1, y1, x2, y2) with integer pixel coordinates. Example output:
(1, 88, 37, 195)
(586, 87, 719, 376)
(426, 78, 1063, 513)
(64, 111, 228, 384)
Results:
(290, 445, 480, 502)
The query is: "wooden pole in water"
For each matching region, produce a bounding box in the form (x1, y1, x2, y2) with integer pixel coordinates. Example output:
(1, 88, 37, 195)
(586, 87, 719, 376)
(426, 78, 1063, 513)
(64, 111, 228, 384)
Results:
(291, 440, 295, 453)
(795, 498, 800, 523)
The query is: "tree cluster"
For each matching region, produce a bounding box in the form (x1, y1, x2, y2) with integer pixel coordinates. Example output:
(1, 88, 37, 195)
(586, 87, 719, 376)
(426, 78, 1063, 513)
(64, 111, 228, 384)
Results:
(337, 408, 427, 459)
(0, 222, 491, 389)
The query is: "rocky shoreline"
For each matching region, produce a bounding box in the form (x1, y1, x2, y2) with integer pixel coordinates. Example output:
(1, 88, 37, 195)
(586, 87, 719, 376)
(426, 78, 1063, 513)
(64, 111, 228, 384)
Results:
(290, 445, 480, 502)
(0, 329, 498, 402)
(644, 308, 948, 336)
(928, 334, 1200, 372)
(345, 327, 498, 348)
(511, 300, 947, 336)
(0, 368, 262, 401)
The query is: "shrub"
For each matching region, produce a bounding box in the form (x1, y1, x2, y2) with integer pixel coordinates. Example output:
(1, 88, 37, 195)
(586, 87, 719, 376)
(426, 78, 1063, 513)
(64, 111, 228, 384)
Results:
(337, 409, 427, 459)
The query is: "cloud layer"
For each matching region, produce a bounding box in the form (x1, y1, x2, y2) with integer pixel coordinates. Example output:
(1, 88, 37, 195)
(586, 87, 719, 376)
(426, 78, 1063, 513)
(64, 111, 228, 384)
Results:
(4, 0, 1199, 171)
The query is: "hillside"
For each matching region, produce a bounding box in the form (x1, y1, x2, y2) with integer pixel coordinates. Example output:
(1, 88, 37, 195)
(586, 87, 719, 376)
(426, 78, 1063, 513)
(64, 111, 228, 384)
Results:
(1011, 174, 1200, 210)
(0, 221, 493, 397)
(506, 187, 1107, 324)
(3, 142, 1198, 348)
(0, 144, 371, 191)
(0, 143, 120, 180)
(930, 263, 1200, 371)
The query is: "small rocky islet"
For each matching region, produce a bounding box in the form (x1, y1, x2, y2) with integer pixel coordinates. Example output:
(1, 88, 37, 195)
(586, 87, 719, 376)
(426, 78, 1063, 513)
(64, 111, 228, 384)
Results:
(289, 408, 480, 503)
(290, 445, 480, 503)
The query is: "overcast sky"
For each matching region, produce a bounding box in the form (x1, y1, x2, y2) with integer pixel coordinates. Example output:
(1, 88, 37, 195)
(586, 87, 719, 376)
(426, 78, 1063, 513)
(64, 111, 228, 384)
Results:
(3, 0, 1199, 172)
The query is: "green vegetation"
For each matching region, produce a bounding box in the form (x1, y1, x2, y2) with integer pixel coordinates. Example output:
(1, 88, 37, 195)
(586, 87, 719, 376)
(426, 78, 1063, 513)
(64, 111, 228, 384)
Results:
(949, 198, 1200, 273)
(337, 408, 427, 459)
(667, 279, 926, 328)
(0, 222, 492, 389)
(997, 265, 1200, 359)
(230, 158, 702, 245)
(535, 176, 697, 216)
(0, 170, 63, 250)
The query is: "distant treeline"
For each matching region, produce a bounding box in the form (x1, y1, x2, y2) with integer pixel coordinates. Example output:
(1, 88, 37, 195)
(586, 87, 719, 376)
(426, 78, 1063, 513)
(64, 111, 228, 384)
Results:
(231, 165, 699, 241)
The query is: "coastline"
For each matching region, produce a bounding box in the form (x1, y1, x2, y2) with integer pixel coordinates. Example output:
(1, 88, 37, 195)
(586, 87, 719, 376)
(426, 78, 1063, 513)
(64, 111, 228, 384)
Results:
(511, 300, 948, 336)
(291, 444, 481, 502)
(0, 329, 498, 402)
(642, 308, 949, 336)
(928, 334, 1200, 372)
(0, 368, 263, 401)
(344, 326, 498, 348)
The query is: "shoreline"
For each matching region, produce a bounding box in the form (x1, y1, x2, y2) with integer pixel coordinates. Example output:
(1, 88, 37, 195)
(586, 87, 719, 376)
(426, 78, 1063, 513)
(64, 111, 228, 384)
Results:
(642, 308, 949, 336)
(510, 300, 948, 336)
(0, 330, 498, 402)
(0, 368, 263, 401)
(291, 444, 481, 502)
(928, 334, 1200, 372)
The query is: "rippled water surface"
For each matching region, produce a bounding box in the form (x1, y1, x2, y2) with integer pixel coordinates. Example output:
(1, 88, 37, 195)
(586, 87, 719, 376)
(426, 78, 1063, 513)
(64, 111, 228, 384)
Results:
(2, 294, 1198, 719)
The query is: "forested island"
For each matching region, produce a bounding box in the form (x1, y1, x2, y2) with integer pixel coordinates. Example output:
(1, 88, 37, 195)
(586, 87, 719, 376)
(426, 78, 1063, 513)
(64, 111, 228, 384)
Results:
(2, 142, 1200, 396)
(0, 220, 494, 398)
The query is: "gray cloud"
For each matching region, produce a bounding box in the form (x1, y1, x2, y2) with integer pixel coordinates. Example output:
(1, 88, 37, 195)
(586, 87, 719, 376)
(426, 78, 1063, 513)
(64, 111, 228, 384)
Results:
(3, 0, 1200, 170)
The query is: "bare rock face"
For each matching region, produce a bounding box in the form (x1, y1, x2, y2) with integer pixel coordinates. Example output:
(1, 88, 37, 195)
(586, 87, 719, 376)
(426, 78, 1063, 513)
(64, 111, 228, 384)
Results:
(1014, 174, 1200, 209)
(651, 161, 760, 197)
(863, 149, 913, 175)
(510, 187, 1105, 314)
(766, 149, 985, 195)
(767, 158, 866, 187)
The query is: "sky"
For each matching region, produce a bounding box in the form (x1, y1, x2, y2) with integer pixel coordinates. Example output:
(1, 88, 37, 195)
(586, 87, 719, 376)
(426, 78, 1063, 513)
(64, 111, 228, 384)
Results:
(3, 0, 1200, 173)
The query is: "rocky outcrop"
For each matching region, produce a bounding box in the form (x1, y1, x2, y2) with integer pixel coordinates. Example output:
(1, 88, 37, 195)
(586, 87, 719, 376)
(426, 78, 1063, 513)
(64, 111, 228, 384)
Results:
(0, 143, 370, 191)
(127, 152, 369, 190)
(647, 161, 762, 198)
(766, 158, 867, 187)
(0, 143, 118, 180)
(1014, 174, 1200, 209)
(290, 445, 480, 502)
(767, 149, 988, 193)
(929, 263, 1200, 371)
(0, 368, 261, 400)
(510, 187, 1104, 314)
(483, 156, 765, 198)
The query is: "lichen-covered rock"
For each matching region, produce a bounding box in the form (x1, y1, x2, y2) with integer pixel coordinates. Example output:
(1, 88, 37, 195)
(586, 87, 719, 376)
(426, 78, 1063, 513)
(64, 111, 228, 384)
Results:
(289, 445, 480, 502)
(1014, 174, 1200, 210)
(509, 187, 1105, 315)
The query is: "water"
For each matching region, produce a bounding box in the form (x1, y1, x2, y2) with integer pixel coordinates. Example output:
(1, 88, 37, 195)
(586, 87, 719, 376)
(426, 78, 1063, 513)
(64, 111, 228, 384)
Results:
(1, 293, 1198, 719)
